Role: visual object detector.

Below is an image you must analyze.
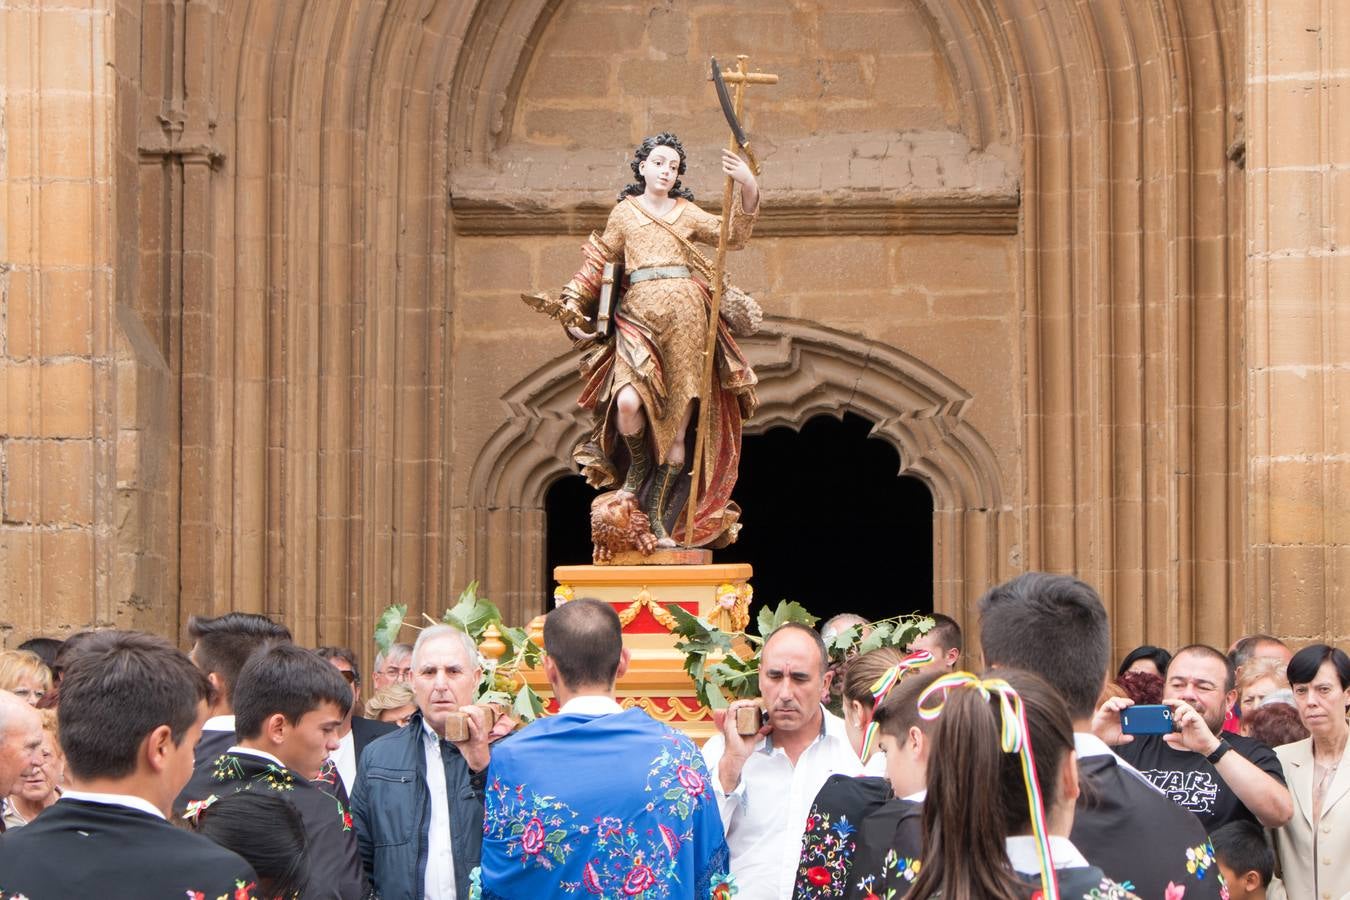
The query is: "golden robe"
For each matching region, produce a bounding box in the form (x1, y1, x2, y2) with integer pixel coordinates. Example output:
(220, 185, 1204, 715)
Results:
(563, 192, 760, 547)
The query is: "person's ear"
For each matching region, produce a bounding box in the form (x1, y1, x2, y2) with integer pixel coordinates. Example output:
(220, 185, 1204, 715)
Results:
(614, 648, 631, 680)
(206, 672, 225, 702)
(1243, 869, 1261, 894)
(542, 655, 560, 690)
(945, 648, 961, 669)
(264, 712, 288, 747)
(909, 726, 926, 760)
(1225, 687, 1240, 709)
(143, 724, 175, 774)
(845, 699, 867, 730)
(1059, 750, 1081, 803)
(821, 667, 835, 702)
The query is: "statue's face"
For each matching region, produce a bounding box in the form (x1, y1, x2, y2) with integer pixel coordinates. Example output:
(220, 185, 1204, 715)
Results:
(640, 145, 681, 196)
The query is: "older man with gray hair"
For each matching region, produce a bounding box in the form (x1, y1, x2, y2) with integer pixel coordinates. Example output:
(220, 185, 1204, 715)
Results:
(351, 626, 495, 900)
(372, 641, 414, 691)
(0, 690, 43, 832)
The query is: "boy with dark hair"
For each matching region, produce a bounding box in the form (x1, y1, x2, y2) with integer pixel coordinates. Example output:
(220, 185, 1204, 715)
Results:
(979, 572, 1225, 900)
(186, 611, 293, 765)
(1209, 820, 1273, 900)
(178, 643, 366, 900)
(907, 612, 963, 670)
(0, 631, 258, 897)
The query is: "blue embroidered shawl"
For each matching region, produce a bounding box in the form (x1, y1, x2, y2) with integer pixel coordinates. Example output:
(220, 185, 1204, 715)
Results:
(477, 708, 732, 899)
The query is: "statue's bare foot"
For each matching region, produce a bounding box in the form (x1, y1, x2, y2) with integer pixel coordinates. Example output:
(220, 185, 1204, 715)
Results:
(636, 532, 659, 555)
(655, 536, 678, 549)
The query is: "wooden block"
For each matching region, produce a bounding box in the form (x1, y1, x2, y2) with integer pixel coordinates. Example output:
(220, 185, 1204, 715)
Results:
(442, 705, 499, 743)
(735, 704, 764, 736)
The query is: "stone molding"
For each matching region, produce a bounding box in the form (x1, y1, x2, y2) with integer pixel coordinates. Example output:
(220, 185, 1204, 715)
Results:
(450, 193, 1019, 236)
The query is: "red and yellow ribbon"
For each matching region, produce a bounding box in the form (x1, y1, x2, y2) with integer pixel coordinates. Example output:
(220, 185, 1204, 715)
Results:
(858, 648, 935, 763)
(917, 672, 1060, 900)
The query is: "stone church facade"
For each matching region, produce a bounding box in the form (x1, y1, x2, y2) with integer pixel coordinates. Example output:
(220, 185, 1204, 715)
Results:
(0, 0, 1343, 663)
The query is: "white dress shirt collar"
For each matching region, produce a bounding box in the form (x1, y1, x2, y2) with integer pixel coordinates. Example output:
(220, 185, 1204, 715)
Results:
(61, 789, 166, 821)
(1005, 834, 1090, 873)
(902, 788, 927, 802)
(559, 695, 624, 716)
(227, 745, 288, 769)
(202, 714, 235, 733)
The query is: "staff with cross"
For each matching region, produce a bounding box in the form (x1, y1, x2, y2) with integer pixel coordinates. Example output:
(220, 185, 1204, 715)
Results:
(684, 55, 778, 546)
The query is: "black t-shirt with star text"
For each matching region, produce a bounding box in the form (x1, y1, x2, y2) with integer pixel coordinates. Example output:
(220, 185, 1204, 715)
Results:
(1116, 732, 1286, 831)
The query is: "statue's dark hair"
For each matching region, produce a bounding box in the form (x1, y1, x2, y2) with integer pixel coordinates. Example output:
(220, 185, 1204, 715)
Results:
(619, 132, 695, 202)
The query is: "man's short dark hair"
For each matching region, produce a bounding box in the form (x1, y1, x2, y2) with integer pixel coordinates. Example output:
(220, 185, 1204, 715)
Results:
(315, 646, 360, 686)
(1209, 820, 1274, 887)
(233, 644, 353, 740)
(1170, 644, 1236, 693)
(16, 637, 62, 670)
(1287, 643, 1350, 689)
(544, 599, 623, 689)
(872, 668, 945, 739)
(978, 572, 1110, 720)
(187, 613, 292, 703)
(925, 613, 963, 654)
(58, 631, 213, 781)
(763, 621, 830, 673)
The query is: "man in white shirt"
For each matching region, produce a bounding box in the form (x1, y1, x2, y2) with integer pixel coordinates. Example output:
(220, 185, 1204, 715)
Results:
(703, 622, 871, 900)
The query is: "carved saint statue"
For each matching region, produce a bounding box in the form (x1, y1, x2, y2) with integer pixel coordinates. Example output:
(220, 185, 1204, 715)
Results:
(526, 133, 762, 556)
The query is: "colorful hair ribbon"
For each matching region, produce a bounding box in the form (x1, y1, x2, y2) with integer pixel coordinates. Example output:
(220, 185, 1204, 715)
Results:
(917, 672, 1060, 900)
(858, 648, 935, 764)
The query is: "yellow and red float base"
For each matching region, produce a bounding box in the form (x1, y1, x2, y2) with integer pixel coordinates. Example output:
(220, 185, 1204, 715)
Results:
(516, 563, 754, 743)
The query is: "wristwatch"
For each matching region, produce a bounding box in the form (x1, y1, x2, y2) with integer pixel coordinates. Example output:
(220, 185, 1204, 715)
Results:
(1206, 739, 1233, 764)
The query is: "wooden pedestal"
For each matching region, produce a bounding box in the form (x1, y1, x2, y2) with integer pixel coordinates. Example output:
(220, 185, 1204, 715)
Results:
(521, 563, 753, 742)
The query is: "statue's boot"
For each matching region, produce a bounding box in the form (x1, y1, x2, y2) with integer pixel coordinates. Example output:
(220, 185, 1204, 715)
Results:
(620, 430, 651, 494)
(645, 463, 682, 547)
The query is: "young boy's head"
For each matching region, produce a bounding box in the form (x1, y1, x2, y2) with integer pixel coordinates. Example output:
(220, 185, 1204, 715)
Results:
(1210, 820, 1273, 900)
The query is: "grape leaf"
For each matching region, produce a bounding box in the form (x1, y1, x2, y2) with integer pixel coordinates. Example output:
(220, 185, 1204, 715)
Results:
(512, 683, 546, 722)
(374, 604, 408, 653)
(755, 599, 820, 638)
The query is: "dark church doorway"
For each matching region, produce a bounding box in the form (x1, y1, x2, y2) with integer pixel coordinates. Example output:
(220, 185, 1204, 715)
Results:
(543, 412, 935, 624)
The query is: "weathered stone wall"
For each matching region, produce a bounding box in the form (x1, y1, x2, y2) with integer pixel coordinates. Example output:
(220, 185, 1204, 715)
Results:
(0, 0, 174, 642)
(1246, 1, 1350, 644)
(5, 0, 1344, 669)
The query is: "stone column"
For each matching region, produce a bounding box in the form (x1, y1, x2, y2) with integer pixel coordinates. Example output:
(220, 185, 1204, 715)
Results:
(0, 2, 111, 640)
(1246, 2, 1350, 643)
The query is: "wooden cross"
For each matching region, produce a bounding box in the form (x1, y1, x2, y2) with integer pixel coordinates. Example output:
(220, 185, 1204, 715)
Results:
(684, 56, 777, 547)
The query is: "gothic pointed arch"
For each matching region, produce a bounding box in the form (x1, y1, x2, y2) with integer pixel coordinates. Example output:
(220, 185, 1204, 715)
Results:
(466, 318, 1009, 623)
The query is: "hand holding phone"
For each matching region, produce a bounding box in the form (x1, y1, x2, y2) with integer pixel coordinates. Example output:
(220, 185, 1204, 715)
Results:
(1120, 704, 1174, 736)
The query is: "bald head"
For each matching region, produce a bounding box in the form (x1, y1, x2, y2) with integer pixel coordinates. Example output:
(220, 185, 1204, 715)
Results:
(0, 689, 43, 796)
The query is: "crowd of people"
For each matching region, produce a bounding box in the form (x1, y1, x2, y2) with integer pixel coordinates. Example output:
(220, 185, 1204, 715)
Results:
(0, 573, 1345, 899)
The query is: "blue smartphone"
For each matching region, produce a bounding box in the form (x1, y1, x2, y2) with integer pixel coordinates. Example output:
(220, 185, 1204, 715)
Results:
(1120, 704, 1174, 735)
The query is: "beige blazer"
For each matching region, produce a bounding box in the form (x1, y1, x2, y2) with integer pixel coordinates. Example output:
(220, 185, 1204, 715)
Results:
(1273, 738, 1350, 900)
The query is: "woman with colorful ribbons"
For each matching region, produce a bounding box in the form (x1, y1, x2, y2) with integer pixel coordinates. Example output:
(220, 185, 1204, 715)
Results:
(906, 670, 1140, 900)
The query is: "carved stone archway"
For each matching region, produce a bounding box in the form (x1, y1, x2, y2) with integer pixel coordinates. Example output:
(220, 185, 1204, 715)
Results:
(465, 318, 1010, 624)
